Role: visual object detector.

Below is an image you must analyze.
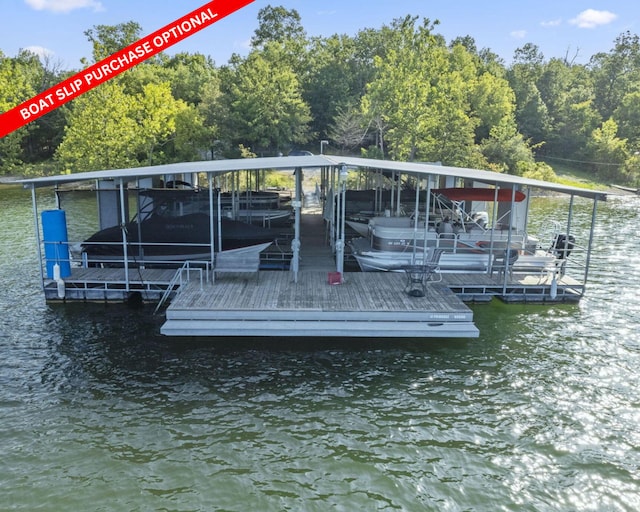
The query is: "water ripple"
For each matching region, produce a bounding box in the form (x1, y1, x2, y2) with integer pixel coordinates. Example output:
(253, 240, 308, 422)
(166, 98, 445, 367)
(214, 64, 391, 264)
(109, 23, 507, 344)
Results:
(1, 189, 640, 511)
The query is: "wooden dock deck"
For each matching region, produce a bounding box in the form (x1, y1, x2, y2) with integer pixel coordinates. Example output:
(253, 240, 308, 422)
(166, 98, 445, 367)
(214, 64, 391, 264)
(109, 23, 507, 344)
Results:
(161, 270, 480, 338)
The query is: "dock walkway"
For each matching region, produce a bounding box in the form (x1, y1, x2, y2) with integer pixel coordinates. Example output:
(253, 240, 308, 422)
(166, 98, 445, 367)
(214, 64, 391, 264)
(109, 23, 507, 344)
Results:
(298, 191, 334, 271)
(161, 271, 479, 338)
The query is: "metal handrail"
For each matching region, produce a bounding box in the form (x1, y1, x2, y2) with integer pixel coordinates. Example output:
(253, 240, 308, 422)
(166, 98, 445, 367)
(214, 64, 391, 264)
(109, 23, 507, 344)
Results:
(153, 260, 208, 315)
(154, 264, 188, 315)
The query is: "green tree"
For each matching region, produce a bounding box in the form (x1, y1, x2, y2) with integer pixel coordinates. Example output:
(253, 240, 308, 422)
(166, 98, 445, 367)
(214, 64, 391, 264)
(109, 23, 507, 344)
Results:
(614, 91, 640, 148)
(251, 5, 306, 49)
(250, 5, 308, 77)
(537, 59, 600, 158)
(24, 53, 68, 164)
(84, 21, 143, 62)
(590, 32, 640, 121)
(133, 82, 190, 165)
(516, 160, 557, 181)
(480, 119, 534, 173)
(621, 152, 640, 185)
(113, 52, 216, 107)
(362, 17, 482, 166)
(0, 130, 26, 174)
(304, 35, 360, 141)
(0, 49, 46, 173)
(585, 118, 629, 179)
(196, 77, 225, 158)
(172, 106, 213, 162)
(362, 17, 444, 161)
(0, 50, 39, 112)
(508, 44, 551, 146)
(56, 81, 140, 171)
(552, 97, 602, 160)
(220, 43, 311, 155)
(449, 38, 516, 147)
(302, 26, 397, 144)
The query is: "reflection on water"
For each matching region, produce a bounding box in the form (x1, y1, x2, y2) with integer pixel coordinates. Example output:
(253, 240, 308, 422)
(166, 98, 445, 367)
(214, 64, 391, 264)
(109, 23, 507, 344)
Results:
(1, 187, 639, 511)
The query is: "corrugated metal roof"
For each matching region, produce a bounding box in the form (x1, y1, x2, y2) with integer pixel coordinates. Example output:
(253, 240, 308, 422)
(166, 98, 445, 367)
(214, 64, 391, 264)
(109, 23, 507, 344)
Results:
(330, 156, 608, 200)
(18, 155, 607, 200)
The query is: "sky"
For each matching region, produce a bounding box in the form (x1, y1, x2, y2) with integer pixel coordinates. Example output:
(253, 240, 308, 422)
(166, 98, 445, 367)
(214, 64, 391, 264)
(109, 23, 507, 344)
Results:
(1, 0, 638, 69)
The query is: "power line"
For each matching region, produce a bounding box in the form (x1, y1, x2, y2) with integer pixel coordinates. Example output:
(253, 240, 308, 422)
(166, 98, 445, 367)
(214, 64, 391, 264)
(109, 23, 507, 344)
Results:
(541, 154, 623, 167)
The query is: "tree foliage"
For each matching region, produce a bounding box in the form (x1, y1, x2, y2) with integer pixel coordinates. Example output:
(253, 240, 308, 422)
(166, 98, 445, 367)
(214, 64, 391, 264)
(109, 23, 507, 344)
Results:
(0, 49, 53, 173)
(362, 17, 516, 168)
(362, 17, 448, 161)
(251, 5, 306, 49)
(3, 6, 640, 185)
(220, 43, 311, 155)
(84, 21, 142, 62)
(585, 118, 629, 179)
(134, 82, 190, 165)
(590, 32, 640, 121)
(56, 81, 140, 171)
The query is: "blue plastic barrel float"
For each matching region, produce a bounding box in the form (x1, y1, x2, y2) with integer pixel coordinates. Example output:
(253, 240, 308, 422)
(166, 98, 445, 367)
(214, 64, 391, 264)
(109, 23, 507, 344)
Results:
(42, 209, 71, 279)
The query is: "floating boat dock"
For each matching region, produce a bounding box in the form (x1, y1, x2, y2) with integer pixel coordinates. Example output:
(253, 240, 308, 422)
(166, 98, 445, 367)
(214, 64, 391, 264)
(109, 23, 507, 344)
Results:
(19, 155, 606, 339)
(39, 210, 584, 339)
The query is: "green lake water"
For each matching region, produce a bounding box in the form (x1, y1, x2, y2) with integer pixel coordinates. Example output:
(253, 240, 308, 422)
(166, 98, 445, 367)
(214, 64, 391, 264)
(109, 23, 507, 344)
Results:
(0, 186, 638, 511)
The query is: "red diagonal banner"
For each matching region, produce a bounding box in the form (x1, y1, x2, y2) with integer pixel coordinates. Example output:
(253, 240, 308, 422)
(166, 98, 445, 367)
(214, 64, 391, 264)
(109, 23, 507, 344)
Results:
(0, 0, 253, 138)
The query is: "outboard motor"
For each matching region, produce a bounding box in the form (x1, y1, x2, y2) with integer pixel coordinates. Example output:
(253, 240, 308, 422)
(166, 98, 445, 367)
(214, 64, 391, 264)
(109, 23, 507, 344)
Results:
(436, 216, 454, 236)
(550, 233, 575, 259)
(471, 211, 488, 229)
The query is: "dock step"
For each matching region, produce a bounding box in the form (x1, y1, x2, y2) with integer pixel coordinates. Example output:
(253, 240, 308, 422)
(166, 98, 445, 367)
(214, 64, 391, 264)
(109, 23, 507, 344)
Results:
(161, 318, 479, 338)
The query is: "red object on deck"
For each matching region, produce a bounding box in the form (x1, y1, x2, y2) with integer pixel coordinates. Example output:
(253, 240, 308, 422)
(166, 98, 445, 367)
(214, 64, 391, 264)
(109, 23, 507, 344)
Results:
(328, 272, 342, 285)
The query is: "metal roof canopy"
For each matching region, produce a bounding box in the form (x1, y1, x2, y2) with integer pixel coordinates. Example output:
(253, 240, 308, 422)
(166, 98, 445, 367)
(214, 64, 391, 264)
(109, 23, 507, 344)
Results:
(18, 155, 608, 200)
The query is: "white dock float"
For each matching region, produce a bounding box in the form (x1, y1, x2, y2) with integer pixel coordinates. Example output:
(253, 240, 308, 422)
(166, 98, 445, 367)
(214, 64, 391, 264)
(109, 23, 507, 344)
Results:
(161, 271, 479, 338)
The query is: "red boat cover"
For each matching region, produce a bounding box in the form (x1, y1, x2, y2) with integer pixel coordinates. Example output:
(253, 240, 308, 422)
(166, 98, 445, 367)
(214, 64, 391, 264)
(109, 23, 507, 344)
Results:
(433, 188, 526, 202)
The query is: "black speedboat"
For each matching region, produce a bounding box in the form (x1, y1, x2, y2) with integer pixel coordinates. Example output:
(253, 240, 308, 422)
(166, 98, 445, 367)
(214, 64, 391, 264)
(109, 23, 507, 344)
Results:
(81, 211, 285, 264)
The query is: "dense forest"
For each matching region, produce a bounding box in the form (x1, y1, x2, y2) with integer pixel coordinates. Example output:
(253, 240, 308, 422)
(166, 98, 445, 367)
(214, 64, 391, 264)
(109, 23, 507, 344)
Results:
(1, 5, 640, 186)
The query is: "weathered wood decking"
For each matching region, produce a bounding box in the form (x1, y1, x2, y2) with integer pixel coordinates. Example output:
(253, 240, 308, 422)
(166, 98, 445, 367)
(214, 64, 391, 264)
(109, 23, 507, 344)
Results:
(161, 270, 479, 338)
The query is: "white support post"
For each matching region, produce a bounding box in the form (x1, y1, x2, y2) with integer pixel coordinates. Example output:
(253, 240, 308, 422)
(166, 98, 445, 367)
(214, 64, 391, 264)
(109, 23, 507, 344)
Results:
(209, 178, 215, 271)
(291, 167, 302, 283)
(119, 178, 130, 291)
(336, 164, 348, 275)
